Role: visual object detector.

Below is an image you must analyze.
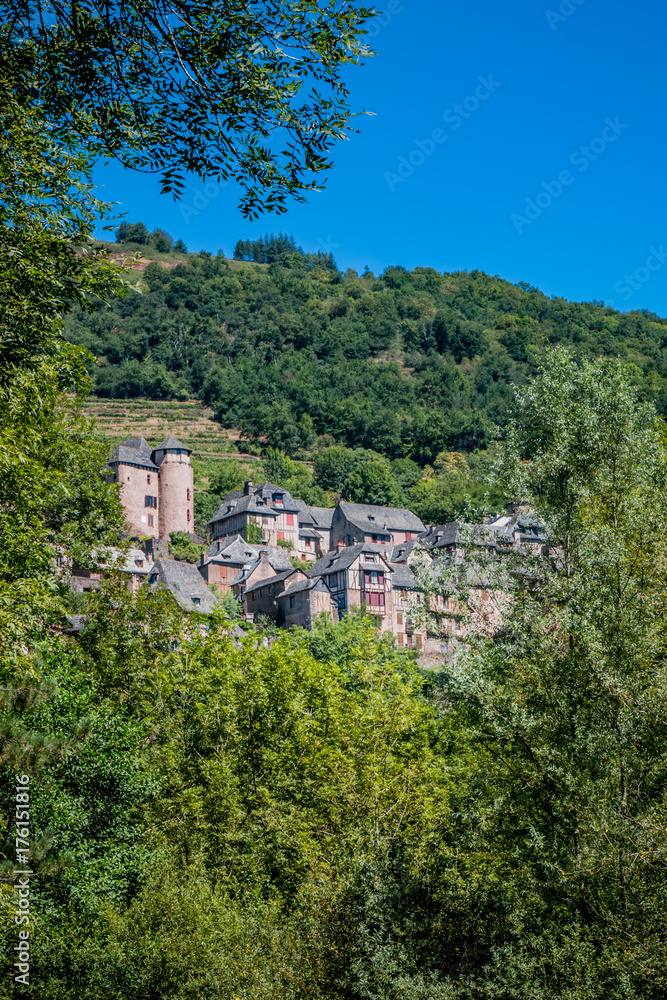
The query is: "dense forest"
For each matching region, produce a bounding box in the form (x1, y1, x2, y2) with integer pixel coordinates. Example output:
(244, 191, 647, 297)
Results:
(66, 236, 667, 466)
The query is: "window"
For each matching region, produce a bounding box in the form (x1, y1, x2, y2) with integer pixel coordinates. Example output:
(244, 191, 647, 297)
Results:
(146, 474, 151, 484)
(405, 532, 412, 541)
(187, 509, 191, 522)
(368, 592, 385, 607)
(397, 633, 404, 646)
(286, 513, 294, 525)
(262, 517, 269, 525)
(305, 538, 312, 548)
(368, 515, 375, 521)
(397, 612, 403, 625)
(187, 488, 191, 501)
(193, 597, 201, 607)
(136, 560, 144, 568)
(147, 515, 154, 527)
(364, 571, 384, 585)
(289, 596, 295, 609)
(277, 531, 284, 540)
(145, 495, 158, 508)
(273, 494, 284, 506)
(149, 574, 158, 584)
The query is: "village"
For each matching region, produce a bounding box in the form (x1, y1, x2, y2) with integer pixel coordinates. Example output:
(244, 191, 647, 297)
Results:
(68, 432, 549, 657)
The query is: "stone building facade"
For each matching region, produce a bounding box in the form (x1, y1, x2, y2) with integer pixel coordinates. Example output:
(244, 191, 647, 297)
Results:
(107, 434, 194, 542)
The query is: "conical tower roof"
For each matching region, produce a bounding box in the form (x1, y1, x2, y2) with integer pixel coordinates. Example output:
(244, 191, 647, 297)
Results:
(155, 434, 191, 453)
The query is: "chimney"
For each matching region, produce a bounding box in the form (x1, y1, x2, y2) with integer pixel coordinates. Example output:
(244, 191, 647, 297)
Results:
(244, 480, 253, 496)
(259, 550, 270, 564)
(337, 541, 346, 551)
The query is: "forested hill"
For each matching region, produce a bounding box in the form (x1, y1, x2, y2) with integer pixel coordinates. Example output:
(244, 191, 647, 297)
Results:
(65, 242, 667, 463)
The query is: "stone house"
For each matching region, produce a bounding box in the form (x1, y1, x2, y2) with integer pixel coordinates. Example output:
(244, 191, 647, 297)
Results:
(330, 502, 425, 548)
(244, 567, 308, 619)
(274, 577, 338, 629)
(207, 482, 331, 559)
(304, 543, 396, 630)
(107, 434, 194, 542)
(295, 503, 334, 556)
(197, 535, 292, 594)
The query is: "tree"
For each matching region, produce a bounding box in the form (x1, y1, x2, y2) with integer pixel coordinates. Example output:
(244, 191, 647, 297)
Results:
(172, 238, 187, 253)
(262, 447, 297, 486)
(314, 446, 361, 495)
(149, 228, 174, 253)
(115, 221, 149, 244)
(347, 457, 403, 507)
(422, 350, 667, 996)
(3, 0, 376, 213)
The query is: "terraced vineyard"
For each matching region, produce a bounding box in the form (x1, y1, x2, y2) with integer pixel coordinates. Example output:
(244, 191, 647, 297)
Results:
(80, 397, 262, 488)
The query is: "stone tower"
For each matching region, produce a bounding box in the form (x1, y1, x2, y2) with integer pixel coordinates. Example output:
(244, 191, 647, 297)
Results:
(107, 436, 161, 538)
(153, 435, 194, 542)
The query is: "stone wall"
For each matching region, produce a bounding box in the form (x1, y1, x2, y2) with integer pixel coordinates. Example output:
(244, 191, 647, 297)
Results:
(158, 453, 194, 541)
(115, 463, 160, 537)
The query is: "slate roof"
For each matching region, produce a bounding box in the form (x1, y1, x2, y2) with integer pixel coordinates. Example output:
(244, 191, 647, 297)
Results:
(207, 493, 275, 525)
(155, 434, 191, 453)
(389, 540, 417, 562)
(388, 562, 419, 588)
(277, 577, 331, 598)
(339, 502, 425, 534)
(307, 506, 335, 529)
(244, 569, 299, 595)
(109, 443, 158, 471)
(201, 534, 258, 565)
(419, 522, 461, 549)
(91, 546, 152, 575)
(147, 559, 218, 613)
(306, 543, 391, 577)
(207, 483, 304, 525)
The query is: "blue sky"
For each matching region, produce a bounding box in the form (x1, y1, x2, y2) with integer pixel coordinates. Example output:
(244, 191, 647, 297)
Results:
(94, 0, 667, 314)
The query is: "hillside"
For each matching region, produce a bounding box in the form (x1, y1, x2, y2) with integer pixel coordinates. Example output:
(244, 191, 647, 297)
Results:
(66, 241, 667, 466)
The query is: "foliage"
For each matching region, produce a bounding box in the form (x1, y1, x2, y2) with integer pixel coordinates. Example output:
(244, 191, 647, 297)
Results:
(2, 0, 375, 212)
(246, 520, 263, 544)
(115, 221, 149, 245)
(65, 252, 667, 477)
(169, 531, 204, 564)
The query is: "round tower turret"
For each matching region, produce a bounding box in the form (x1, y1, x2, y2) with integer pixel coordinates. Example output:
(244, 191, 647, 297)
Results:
(152, 435, 195, 542)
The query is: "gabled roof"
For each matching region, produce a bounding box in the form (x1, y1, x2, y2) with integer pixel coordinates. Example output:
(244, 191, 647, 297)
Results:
(420, 522, 461, 549)
(306, 543, 392, 577)
(244, 568, 301, 595)
(388, 562, 419, 589)
(201, 534, 257, 565)
(276, 576, 331, 598)
(307, 506, 335, 529)
(147, 559, 218, 613)
(389, 540, 417, 563)
(155, 434, 191, 453)
(338, 502, 425, 534)
(207, 493, 278, 525)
